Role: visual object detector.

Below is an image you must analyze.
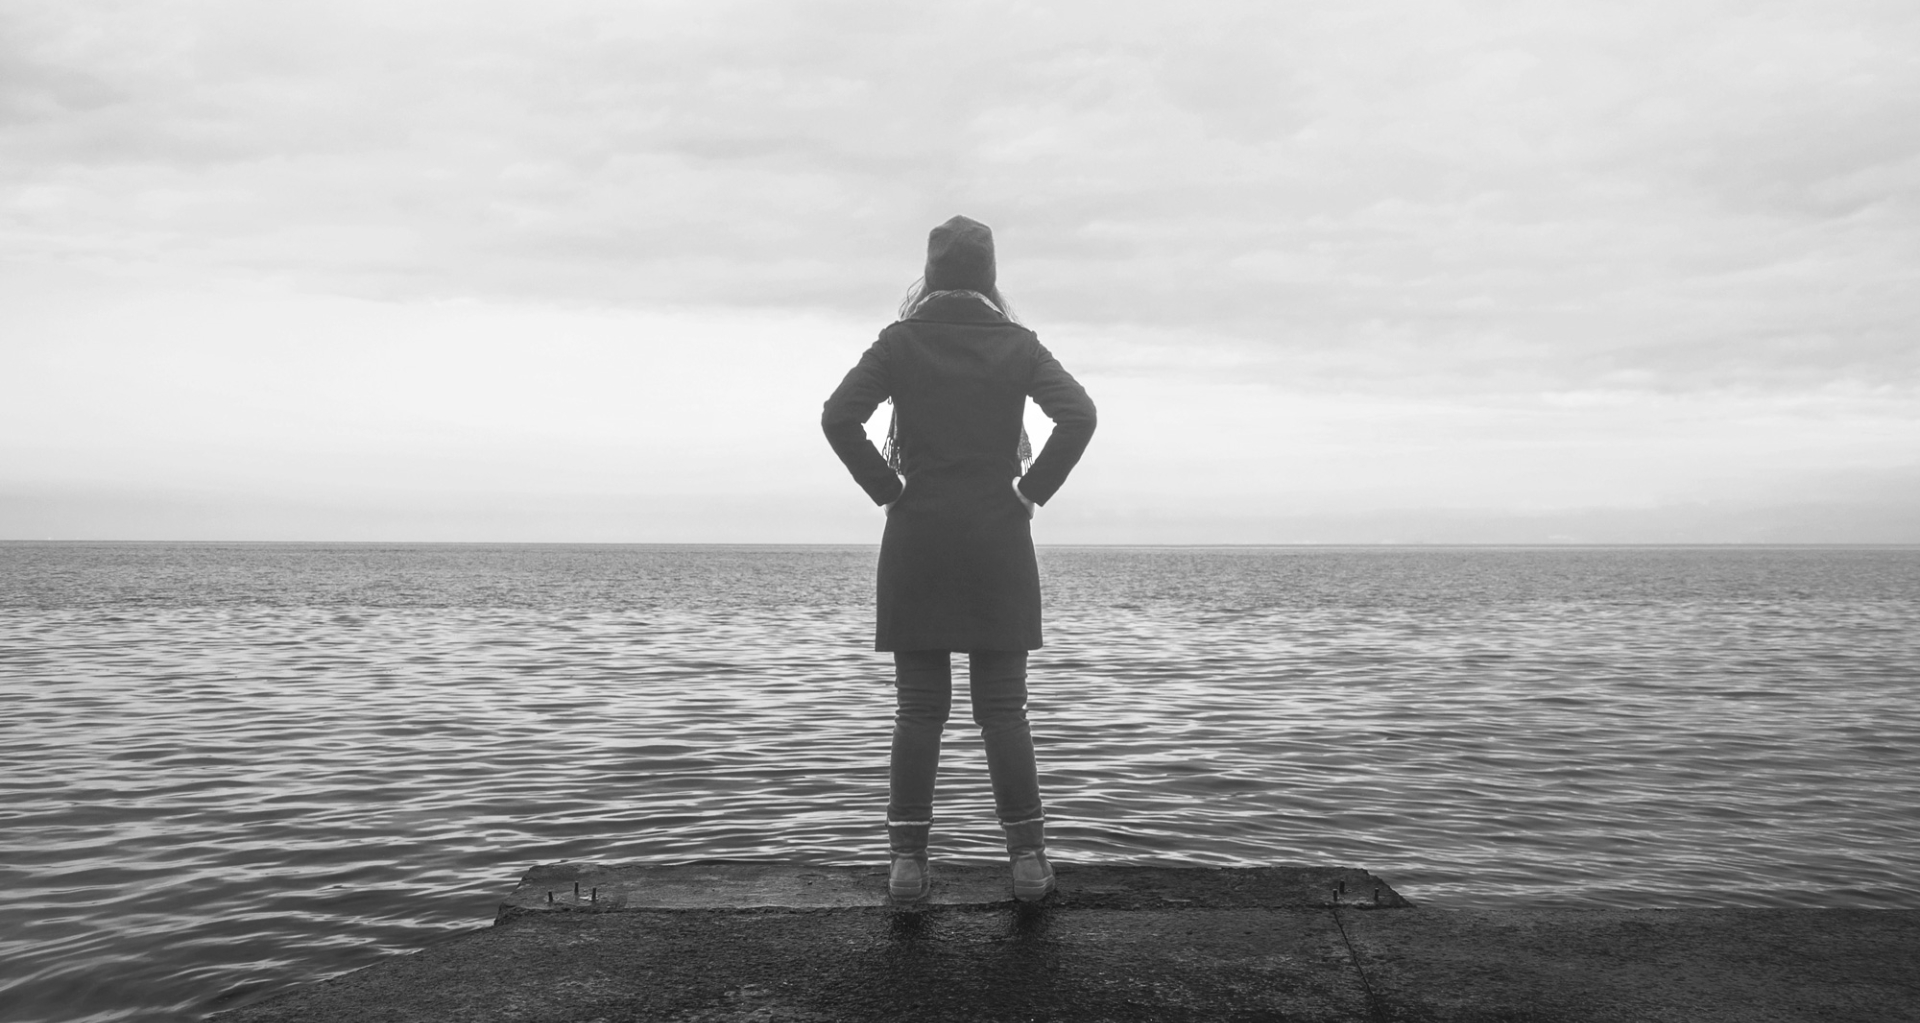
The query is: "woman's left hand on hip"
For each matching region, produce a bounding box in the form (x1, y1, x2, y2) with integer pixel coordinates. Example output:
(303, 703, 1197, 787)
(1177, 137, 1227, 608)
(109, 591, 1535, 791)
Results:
(1012, 478, 1036, 518)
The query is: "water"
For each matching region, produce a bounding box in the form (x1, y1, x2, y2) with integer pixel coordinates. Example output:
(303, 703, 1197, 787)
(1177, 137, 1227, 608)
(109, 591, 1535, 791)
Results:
(2, 542, 1918, 1022)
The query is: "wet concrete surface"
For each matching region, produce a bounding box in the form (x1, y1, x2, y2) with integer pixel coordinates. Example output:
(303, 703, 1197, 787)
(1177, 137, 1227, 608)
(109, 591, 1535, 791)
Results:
(1340, 906, 1920, 1022)
(497, 861, 1409, 915)
(211, 862, 1920, 1022)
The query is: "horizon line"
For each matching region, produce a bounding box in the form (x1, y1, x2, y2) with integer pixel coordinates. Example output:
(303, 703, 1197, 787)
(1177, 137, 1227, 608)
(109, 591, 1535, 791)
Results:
(6, 539, 1918, 550)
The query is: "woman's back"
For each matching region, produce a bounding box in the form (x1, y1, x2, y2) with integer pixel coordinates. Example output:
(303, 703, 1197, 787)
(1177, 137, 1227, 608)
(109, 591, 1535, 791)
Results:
(823, 291, 1095, 517)
(878, 296, 1034, 483)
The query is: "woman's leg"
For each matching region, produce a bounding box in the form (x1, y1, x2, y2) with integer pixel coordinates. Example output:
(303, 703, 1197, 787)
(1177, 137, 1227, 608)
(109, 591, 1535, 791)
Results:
(888, 649, 951, 862)
(967, 649, 1043, 835)
(969, 649, 1053, 900)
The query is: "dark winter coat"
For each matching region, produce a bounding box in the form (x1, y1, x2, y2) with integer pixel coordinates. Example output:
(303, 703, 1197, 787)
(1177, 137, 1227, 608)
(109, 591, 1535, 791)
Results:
(821, 293, 1097, 652)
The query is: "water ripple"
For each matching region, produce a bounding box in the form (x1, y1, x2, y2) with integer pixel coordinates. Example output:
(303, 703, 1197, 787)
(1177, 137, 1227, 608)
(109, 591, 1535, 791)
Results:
(1, 544, 1917, 1022)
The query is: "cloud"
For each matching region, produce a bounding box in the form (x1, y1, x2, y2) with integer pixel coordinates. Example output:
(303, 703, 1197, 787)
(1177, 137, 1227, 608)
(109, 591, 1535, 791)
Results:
(7, 1, 1916, 385)
(4, 0, 1918, 540)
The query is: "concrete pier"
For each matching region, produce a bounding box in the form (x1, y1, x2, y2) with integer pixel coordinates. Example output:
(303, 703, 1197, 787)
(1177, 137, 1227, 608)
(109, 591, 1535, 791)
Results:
(211, 861, 1919, 1022)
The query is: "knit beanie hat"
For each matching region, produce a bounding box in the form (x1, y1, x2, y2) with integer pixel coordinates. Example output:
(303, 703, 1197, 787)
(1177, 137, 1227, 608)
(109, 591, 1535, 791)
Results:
(924, 215, 996, 293)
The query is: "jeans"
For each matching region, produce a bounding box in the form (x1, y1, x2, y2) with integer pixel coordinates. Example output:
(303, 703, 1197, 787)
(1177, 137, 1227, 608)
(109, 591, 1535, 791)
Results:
(886, 649, 1044, 844)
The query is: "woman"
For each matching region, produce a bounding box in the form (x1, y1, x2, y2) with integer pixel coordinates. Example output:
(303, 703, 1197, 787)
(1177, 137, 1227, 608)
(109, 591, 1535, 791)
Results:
(821, 215, 1097, 903)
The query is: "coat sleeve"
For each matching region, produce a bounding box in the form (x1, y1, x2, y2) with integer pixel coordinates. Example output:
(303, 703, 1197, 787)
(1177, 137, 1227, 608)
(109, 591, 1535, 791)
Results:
(821, 337, 906, 506)
(1019, 340, 1097, 506)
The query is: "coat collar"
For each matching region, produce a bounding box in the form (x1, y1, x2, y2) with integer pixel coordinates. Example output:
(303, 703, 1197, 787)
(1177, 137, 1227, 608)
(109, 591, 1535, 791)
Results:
(907, 291, 1010, 325)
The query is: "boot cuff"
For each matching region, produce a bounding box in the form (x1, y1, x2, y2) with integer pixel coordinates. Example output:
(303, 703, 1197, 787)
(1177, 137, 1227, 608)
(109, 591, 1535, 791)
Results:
(887, 820, 931, 856)
(1002, 817, 1046, 854)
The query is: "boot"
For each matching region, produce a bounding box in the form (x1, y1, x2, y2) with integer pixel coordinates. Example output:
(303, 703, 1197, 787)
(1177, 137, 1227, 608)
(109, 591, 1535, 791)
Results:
(1003, 817, 1054, 902)
(887, 821, 931, 903)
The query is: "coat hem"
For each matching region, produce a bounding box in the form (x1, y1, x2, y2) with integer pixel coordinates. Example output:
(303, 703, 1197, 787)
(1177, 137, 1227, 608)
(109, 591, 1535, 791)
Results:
(875, 639, 1043, 653)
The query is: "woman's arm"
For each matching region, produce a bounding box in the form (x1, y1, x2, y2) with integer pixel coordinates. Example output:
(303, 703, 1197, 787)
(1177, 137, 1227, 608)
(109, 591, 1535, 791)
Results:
(1019, 343, 1097, 506)
(821, 339, 906, 507)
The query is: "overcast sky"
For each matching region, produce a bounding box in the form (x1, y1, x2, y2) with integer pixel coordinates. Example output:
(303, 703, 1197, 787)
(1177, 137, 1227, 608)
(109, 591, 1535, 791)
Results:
(4, 0, 1917, 542)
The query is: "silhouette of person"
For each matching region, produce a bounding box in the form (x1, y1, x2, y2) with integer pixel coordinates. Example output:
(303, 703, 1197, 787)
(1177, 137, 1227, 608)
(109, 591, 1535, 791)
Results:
(822, 215, 1096, 902)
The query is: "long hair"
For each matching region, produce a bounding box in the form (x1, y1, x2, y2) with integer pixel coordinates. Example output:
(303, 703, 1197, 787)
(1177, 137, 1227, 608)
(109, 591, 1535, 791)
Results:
(885, 278, 1032, 473)
(896, 277, 1019, 324)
